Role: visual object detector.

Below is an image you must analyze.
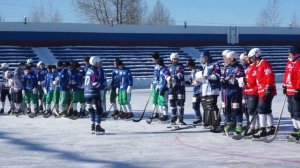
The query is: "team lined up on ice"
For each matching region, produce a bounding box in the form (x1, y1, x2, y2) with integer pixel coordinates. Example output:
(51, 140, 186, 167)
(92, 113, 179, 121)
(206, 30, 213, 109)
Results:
(150, 47, 299, 141)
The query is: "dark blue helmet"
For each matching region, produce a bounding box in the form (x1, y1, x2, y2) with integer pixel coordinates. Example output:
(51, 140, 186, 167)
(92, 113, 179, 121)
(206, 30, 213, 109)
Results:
(200, 50, 212, 63)
(289, 46, 300, 55)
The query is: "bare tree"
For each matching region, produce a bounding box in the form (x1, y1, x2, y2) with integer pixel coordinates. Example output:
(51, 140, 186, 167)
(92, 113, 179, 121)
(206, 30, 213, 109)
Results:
(147, 0, 174, 25)
(256, 0, 281, 27)
(73, 0, 145, 24)
(29, 1, 62, 23)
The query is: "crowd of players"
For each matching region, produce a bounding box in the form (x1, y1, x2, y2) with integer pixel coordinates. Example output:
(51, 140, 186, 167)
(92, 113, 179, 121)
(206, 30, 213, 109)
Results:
(1, 47, 300, 141)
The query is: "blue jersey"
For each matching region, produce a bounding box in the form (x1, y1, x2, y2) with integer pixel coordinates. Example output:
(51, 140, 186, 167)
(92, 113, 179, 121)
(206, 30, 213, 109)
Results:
(58, 68, 70, 91)
(37, 68, 47, 82)
(44, 71, 54, 92)
(166, 63, 185, 86)
(82, 65, 91, 76)
(70, 69, 84, 91)
(152, 65, 160, 87)
(157, 66, 169, 93)
(23, 71, 38, 92)
(118, 67, 133, 90)
(189, 66, 203, 94)
(84, 66, 100, 97)
(222, 62, 245, 91)
(111, 68, 120, 89)
(98, 67, 107, 90)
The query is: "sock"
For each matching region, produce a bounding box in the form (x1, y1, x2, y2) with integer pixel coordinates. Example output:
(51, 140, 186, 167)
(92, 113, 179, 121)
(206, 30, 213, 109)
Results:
(266, 114, 274, 127)
(112, 103, 117, 111)
(292, 119, 298, 129)
(259, 114, 267, 128)
(126, 103, 132, 112)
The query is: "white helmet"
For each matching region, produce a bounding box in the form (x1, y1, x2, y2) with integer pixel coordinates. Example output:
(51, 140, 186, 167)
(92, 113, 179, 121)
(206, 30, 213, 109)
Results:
(248, 48, 261, 58)
(1, 63, 8, 69)
(170, 53, 179, 61)
(37, 61, 43, 67)
(239, 53, 247, 61)
(27, 59, 33, 64)
(222, 50, 231, 57)
(89, 56, 100, 66)
(226, 51, 239, 60)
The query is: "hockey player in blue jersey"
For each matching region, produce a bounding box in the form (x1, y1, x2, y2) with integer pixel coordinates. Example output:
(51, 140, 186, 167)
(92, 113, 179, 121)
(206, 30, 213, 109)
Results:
(155, 57, 169, 121)
(221, 51, 245, 135)
(97, 59, 108, 119)
(166, 53, 186, 125)
(69, 62, 86, 118)
(187, 58, 203, 125)
(36, 61, 47, 112)
(23, 66, 39, 118)
(116, 60, 134, 120)
(58, 61, 71, 117)
(149, 52, 162, 120)
(43, 65, 56, 117)
(84, 56, 105, 134)
(200, 50, 222, 132)
(110, 58, 122, 117)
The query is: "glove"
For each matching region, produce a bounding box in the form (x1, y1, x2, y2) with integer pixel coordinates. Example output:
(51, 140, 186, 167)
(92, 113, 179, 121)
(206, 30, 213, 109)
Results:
(294, 89, 300, 101)
(238, 77, 245, 88)
(32, 88, 37, 94)
(265, 86, 271, 97)
(220, 77, 228, 86)
(127, 86, 132, 94)
(282, 85, 287, 95)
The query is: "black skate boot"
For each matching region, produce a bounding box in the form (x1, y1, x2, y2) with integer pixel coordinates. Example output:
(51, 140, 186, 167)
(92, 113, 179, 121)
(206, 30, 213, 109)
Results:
(266, 126, 275, 136)
(125, 112, 134, 120)
(28, 108, 38, 118)
(178, 116, 186, 125)
(244, 128, 256, 138)
(149, 113, 159, 120)
(252, 128, 268, 140)
(26, 108, 31, 114)
(38, 105, 43, 112)
(119, 112, 127, 119)
(111, 110, 119, 117)
(193, 117, 202, 125)
(91, 124, 95, 134)
(77, 109, 85, 118)
(170, 115, 177, 125)
(159, 115, 169, 122)
(0, 108, 4, 115)
(43, 110, 52, 118)
(95, 125, 105, 135)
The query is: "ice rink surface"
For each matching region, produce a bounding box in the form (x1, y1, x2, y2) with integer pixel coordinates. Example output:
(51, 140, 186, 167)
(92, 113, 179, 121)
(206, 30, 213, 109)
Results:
(1, 84, 300, 168)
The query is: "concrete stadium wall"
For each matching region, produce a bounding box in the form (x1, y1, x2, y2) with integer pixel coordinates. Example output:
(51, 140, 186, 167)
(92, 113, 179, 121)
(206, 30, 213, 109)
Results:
(1, 22, 300, 46)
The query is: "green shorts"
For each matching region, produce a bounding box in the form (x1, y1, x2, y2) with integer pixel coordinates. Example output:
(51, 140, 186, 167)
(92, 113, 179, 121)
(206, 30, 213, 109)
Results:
(59, 91, 71, 105)
(152, 89, 159, 105)
(24, 92, 38, 105)
(45, 91, 54, 104)
(118, 90, 129, 105)
(72, 90, 85, 103)
(110, 88, 117, 103)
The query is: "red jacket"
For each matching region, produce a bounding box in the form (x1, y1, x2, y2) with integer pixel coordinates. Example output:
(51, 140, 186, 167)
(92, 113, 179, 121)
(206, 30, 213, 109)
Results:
(292, 57, 300, 89)
(244, 63, 258, 95)
(283, 60, 295, 95)
(256, 59, 276, 97)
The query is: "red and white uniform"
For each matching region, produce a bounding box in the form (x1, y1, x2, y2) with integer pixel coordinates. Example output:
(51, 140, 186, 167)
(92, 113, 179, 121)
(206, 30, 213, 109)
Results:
(244, 63, 258, 96)
(256, 59, 276, 97)
(292, 57, 300, 89)
(283, 60, 295, 95)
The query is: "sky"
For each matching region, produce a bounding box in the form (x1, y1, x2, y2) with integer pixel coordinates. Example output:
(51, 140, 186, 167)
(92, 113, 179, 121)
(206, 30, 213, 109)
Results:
(0, 0, 299, 27)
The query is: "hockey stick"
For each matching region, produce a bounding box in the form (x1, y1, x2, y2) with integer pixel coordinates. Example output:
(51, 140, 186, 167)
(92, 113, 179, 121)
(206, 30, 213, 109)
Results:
(232, 105, 259, 140)
(264, 96, 287, 143)
(102, 104, 113, 120)
(132, 91, 152, 122)
(146, 106, 157, 124)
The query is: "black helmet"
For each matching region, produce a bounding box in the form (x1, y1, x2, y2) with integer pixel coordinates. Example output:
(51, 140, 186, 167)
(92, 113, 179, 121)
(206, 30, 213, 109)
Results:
(288, 46, 300, 55)
(156, 57, 164, 66)
(187, 58, 195, 67)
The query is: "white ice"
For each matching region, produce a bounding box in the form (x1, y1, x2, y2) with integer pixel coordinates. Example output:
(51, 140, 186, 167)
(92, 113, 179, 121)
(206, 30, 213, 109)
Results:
(0, 84, 300, 168)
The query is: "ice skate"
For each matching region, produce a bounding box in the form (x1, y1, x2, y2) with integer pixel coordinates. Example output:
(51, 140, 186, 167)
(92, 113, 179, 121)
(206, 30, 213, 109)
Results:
(95, 125, 105, 135)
